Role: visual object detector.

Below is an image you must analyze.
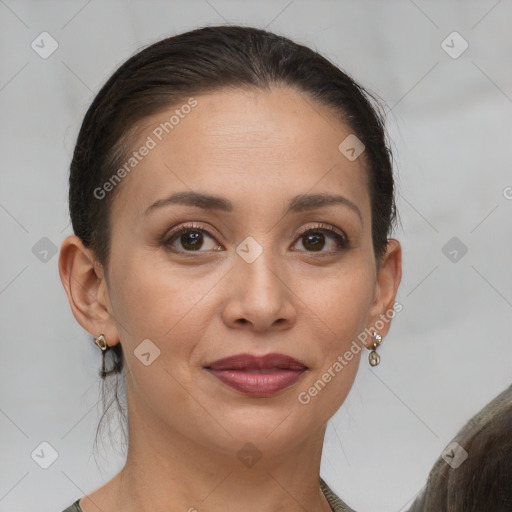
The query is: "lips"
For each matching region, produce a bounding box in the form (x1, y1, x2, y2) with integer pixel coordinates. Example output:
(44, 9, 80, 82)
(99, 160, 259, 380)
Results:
(205, 353, 308, 371)
(204, 353, 308, 396)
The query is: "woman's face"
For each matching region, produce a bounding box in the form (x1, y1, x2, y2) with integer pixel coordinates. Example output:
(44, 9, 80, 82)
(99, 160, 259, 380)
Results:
(86, 86, 399, 457)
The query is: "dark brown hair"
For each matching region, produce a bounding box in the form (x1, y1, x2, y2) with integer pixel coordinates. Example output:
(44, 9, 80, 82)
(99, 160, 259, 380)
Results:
(67, 24, 397, 452)
(407, 384, 512, 512)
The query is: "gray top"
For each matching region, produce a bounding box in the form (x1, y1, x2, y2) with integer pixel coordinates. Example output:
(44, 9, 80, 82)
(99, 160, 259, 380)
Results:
(61, 476, 356, 512)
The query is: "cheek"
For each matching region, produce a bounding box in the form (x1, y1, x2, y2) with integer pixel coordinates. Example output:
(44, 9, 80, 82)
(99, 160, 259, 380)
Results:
(107, 250, 212, 407)
(111, 246, 205, 339)
(306, 264, 374, 347)
(107, 245, 216, 354)
(291, 269, 374, 426)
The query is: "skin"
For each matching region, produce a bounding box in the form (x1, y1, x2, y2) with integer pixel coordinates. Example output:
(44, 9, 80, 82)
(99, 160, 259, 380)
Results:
(59, 86, 401, 512)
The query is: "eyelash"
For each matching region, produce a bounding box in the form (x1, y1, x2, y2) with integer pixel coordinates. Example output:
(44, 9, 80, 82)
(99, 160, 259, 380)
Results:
(161, 222, 349, 254)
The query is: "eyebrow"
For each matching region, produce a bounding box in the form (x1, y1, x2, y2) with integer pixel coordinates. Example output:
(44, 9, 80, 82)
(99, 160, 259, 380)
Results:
(145, 191, 362, 224)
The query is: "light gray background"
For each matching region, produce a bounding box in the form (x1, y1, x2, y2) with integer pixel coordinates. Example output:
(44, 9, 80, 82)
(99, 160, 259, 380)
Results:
(1, 1, 511, 511)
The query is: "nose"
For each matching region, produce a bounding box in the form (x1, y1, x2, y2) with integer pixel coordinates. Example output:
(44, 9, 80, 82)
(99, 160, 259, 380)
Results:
(220, 247, 297, 332)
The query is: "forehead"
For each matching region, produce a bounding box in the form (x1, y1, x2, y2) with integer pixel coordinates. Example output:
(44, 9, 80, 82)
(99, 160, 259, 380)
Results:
(110, 86, 370, 220)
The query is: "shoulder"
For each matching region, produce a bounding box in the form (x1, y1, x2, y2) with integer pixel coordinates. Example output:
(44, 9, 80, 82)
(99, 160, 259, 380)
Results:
(61, 498, 83, 512)
(320, 477, 357, 512)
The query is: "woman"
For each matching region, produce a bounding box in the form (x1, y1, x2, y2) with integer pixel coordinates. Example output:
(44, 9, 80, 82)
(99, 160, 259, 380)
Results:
(59, 25, 402, 512)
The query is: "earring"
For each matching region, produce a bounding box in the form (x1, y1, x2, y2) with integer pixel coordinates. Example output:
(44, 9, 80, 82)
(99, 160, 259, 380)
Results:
(94, 334, 111, 378)
(368, 331, 382, 367)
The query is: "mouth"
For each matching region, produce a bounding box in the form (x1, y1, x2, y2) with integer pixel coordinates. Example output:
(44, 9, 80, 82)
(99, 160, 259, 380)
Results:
(204, 353, 308, 396)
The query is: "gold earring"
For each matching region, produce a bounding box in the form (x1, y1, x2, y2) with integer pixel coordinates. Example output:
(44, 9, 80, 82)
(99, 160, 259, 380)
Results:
(368, 331, 382, 367)
(94, 334, 110, 378)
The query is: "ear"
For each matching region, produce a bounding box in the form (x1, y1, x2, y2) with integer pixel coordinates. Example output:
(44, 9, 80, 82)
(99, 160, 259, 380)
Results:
(58, 235, 120, 347)
(366, 238, 402, 344)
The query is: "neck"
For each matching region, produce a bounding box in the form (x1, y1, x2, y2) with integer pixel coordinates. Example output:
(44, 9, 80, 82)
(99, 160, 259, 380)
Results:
(109, 379, 333, 512)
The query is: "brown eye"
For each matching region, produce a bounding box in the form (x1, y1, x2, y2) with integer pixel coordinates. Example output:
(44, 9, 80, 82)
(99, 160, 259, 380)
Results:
(292, 224, 349, 253)
(176, 230, 203, 251)
(164, 225, 220, 252)
(301, 231, 326, 251)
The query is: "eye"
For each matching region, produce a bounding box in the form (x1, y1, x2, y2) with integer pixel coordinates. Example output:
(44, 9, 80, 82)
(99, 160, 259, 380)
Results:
(163, 223, 222, 252)
(291, 223, 349, 253)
